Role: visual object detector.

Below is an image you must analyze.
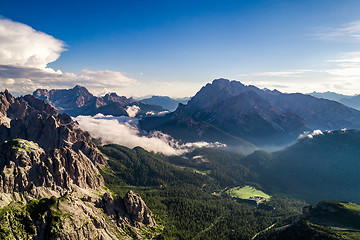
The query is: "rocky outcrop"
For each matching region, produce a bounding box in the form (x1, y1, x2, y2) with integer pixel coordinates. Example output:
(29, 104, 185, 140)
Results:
(0, 90, 158, 239)
(124, 190, 156, 227)
(97, 190, 156, 228)
(33, 85, 97, 111)
(0, 139, 103, 198)
(0, 91, 105, 164)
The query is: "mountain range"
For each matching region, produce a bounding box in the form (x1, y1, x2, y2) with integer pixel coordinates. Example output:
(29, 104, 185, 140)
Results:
(141, 79, 360, 147)
(139, 95, 190, 111)
(310, 91, 360, 110)
(32, 80, 360, 149)
(33, 85, 165, 117)
(1, 87, 360, 239)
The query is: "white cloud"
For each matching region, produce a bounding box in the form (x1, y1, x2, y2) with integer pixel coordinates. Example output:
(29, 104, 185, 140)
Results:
(0, 18, 65, 69)
(0, 18, 138, 96)
(239, 70, 314, 78)
(126, 105, 140, 117)
(77, 69, 138, 88)
(236, 21, 360, 94)
(75, 114, 226, 155)
(237, 50, 360, 95)
(298, 129, 323, 139)
(327, 51, 360, 63)
(0, 65, 139, 96)
(158, 111, 170, 116)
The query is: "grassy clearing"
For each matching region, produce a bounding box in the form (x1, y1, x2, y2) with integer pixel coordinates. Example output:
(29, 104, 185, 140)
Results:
(338, 201, 360, 212)
(226, 185, 271, 201)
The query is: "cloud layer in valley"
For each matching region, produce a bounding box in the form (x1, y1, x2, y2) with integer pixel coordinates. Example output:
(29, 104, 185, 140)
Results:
(75, 114, 226, 155)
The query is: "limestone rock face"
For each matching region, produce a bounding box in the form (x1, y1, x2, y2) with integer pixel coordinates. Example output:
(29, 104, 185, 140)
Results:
(0, 139, 103, 196)
(0, 91, 105, 164)
(98, 190, 156, 228)
(0, 90, 157, 239)
(123, 190, 156, 227)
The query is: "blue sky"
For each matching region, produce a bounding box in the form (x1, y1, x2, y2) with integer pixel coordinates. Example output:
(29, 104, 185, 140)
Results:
(1, 0, 360, 97)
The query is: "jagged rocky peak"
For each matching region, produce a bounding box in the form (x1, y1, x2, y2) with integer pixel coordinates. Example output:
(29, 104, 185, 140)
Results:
(124, 190, 156, 227)
(0, 139, 103, 198)
(0, 90, 105, 164)
(0, 90, 158, 239)
(188, 78, 260, 110)
(98, 190, 156, 229)
(34, 85, 96, 111)
(102, 92, 132, 105)
(33, 88, 50, 102)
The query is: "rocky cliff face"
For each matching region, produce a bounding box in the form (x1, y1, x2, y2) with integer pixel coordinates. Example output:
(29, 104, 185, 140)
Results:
(0, 139, 103, 197)
(33, 85, 97, 111)
(0, 90, 105, 164)
(123, 190, 156, 227)
(0, 90, 157, 239)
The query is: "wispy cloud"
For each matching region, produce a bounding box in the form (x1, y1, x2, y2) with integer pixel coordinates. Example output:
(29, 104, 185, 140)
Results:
(313, 21, 360, 41)
(239, 69, 314, 78)
(322, 51, 360, 77)
(327, 51, 360, 63)
(77, 69, 138, 88)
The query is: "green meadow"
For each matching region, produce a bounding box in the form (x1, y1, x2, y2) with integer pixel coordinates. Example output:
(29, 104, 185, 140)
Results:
(226, 185, 271, 201)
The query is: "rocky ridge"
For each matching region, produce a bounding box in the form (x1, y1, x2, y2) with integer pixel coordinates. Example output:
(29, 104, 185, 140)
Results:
(142, 78, 360, 146)
(0, 90, 157, 239)
(33, 85, 165, 117)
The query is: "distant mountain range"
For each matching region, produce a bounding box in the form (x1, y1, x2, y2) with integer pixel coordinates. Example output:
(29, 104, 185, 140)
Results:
(33, 85, 165, 117)
(142, 79, 360, 146)
(32, 81, 360, 149)
(309, 91, 360, 110)
(139, 95, 190, 111)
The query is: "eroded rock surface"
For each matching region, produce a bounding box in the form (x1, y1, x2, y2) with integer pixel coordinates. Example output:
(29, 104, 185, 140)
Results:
(0, 91, 105, 164)
(0, 90, 157, 239)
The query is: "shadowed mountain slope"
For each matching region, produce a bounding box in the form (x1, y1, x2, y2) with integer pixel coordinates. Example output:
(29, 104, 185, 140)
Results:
(142, 79, 360, 147)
